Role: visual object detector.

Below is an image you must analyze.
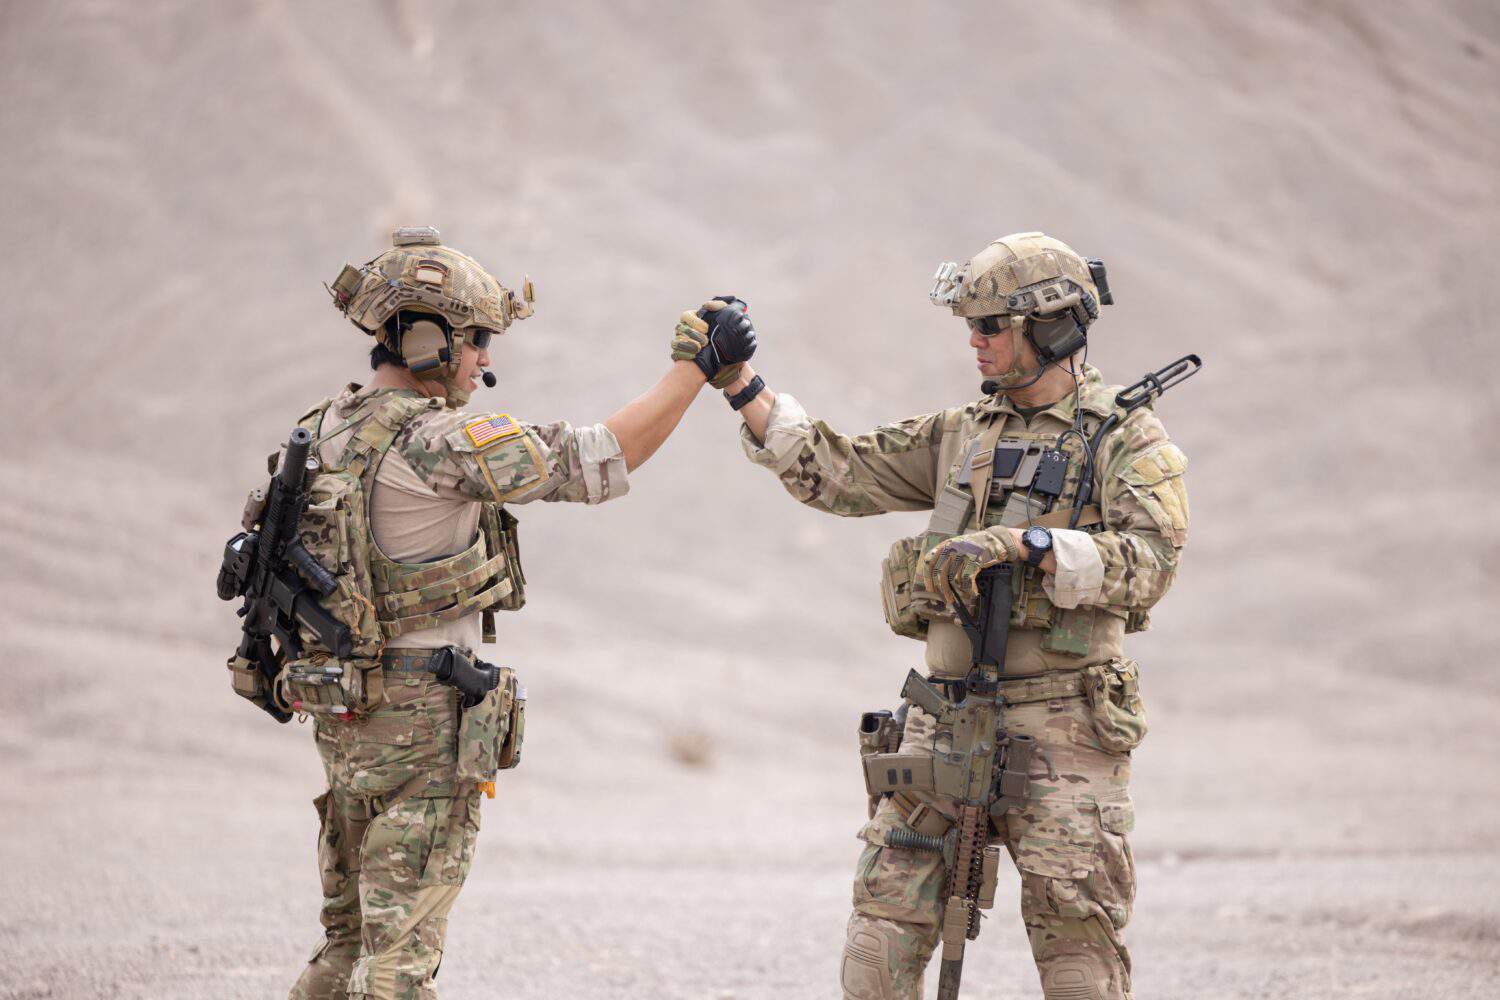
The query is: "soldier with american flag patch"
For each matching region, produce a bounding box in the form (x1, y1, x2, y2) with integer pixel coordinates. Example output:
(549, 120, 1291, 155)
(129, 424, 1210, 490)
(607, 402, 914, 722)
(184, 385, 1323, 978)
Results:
(260, 227, 757, 1000)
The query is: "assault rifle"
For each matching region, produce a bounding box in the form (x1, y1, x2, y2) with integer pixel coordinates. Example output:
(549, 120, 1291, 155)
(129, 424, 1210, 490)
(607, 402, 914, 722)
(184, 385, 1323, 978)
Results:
(217, 427, 350, 723)
(934, 564, 1036, 1000)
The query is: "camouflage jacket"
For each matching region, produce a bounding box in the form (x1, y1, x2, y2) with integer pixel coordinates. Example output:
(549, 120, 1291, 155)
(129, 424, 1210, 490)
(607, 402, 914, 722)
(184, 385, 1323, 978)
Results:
(313, 384, 629, 654)
(741, 365, 1188, 671)
(322, 384, 629, 508)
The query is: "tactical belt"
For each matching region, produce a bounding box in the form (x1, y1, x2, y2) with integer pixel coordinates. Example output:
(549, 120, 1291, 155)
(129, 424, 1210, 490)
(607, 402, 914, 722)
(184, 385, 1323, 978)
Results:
(997, 669, 1086, 706)
(921, 669, 1086, 707)
(381, 648, 438, 673)
(878, 668, 1088, 839)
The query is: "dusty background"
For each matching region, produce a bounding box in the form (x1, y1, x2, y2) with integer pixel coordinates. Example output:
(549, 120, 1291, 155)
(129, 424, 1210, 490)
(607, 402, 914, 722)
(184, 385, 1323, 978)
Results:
(2, 1, 1497, 997)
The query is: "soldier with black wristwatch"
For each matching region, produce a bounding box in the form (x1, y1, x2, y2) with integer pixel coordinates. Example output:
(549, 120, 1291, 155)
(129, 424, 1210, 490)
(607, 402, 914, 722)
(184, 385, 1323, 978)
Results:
(701, 232, 1192, 1000)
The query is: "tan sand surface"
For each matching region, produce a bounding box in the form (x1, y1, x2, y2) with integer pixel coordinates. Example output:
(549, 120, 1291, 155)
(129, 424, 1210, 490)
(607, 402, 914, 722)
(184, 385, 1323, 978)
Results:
(1, 2, 1497, 997)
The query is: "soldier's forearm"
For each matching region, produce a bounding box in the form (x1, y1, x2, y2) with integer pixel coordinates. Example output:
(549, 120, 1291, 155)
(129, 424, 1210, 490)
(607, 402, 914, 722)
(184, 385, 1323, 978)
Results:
(604, 361, 706, 472)
(723, 363, 775, 442)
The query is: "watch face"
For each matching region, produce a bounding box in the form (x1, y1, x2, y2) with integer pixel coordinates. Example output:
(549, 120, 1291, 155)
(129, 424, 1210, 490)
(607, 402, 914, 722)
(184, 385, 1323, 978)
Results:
(1024, 526, 1052, 550)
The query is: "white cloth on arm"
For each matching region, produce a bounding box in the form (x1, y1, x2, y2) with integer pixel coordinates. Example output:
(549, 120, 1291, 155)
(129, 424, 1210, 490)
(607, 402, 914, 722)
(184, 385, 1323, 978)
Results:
(573, 423, 630, 504)
(1041, 527, 1106, 610)
(739, 392, 813, 472)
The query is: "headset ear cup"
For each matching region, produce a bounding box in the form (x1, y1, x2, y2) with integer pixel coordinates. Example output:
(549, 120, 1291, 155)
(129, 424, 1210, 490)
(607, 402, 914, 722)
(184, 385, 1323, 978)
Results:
(1028, 314, 1088, 364)
(403, 319, 451, 375)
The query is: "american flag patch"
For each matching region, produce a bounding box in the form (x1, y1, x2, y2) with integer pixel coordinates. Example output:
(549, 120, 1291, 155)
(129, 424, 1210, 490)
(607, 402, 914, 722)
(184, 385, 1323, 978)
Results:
(464, 413, 522, 448)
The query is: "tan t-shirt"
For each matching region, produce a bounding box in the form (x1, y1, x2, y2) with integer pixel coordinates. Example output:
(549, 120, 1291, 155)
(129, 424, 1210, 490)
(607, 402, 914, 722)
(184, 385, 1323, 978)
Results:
(316, 385, 629, 651)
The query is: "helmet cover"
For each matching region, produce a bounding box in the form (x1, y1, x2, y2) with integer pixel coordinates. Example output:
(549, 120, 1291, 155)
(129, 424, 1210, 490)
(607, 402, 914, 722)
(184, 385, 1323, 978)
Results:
(327, 227, 534, 407)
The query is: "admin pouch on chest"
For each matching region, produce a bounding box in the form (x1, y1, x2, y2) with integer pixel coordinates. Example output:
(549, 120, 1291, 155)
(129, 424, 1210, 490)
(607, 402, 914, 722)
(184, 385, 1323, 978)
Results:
(231, 393, 527, 720)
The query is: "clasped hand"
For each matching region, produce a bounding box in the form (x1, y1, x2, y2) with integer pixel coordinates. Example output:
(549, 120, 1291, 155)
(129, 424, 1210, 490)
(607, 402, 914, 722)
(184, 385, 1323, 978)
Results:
(918, 528, 1024, 611)
(672, 294, 757, 388)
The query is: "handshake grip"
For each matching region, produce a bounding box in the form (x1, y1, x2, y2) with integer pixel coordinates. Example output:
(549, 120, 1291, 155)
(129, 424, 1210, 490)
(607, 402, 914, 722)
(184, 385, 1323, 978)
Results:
(693, 295, 756, 386)
(427, 647, 501, 709)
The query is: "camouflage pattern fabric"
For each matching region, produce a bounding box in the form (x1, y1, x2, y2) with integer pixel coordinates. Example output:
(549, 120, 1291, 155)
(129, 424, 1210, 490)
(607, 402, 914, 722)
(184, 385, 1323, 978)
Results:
(741, 364, 1182, 998)
(742, 364, 1187, 670)
(280, 383, 627, 998)
(919, 527, 1024, 609)
(389, 397, 629, 506)
(291, 669, 478, 1000)
(844, 695, 1137, 1000)
(741, 367, 1184, 610)
(319, 384, 628, 508)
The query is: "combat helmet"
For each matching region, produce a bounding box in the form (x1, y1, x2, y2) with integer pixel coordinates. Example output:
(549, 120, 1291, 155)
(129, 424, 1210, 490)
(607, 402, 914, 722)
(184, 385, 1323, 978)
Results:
(930, 232, 1112, 388)
(327, 226, 535, 407)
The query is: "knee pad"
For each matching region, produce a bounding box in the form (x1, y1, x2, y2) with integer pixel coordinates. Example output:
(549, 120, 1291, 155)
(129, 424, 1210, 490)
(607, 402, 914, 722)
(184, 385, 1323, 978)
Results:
(841, 925, 895, 1000)
(1042, 958, 1110, 1000)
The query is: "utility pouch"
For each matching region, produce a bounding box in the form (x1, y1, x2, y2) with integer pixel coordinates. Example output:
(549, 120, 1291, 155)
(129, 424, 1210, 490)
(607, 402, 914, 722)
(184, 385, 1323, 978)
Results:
(1082, 657, 1148, 752)
(279, 655, 382, 718)
(879, 535, 931, 640)
(858, 709, 903, 817)
(497, 671, 526, 770)
(456, 665, 521, 783)
(858, 710, 903, 756)
(482, 504, 526, 613)
(989, 734, 1036, 819)
(227, 652, 271, 709)
(284, 471, 386, 716)
(862, 752, 936, 797)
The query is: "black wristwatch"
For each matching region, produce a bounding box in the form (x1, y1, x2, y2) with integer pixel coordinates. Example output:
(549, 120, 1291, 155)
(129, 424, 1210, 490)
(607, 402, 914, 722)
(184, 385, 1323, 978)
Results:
(725, 375, 765, 411)
(1021, 526, 1053, 566)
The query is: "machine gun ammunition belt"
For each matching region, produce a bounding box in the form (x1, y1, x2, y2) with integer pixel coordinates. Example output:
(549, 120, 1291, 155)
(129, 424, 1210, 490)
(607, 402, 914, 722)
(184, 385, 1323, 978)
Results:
(997, 669, 1085, 706)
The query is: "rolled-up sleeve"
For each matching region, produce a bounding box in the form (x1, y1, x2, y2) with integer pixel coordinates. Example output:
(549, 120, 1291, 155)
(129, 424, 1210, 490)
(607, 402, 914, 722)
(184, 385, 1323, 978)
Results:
(1041, 528, 1107, 609)
(521, 420, 629, 505)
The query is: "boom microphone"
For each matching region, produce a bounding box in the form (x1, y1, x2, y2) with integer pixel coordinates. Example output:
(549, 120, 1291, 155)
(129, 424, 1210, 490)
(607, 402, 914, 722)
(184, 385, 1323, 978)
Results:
(480, 368, 497, 388)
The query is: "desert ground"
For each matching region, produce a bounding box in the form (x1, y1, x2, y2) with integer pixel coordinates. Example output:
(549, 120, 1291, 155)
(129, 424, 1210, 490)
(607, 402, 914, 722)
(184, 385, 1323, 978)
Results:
(1, 2, 1497, 997)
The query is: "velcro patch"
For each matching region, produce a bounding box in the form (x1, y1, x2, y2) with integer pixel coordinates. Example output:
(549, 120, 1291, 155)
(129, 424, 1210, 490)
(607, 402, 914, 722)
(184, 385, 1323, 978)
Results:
(465, 413, 522, 448)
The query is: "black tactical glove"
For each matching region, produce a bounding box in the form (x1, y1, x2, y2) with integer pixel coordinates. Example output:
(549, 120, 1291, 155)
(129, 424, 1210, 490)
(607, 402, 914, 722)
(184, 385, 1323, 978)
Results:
(672, 295, 757, 389)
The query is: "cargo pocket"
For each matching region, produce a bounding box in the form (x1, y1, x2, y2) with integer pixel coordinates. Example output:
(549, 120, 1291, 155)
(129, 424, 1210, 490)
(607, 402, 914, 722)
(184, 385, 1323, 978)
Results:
(341, 711, 421, 798)
(852, 841, 945, 923)
(1092, 794, 1137, 929)
(1013, 834, 1098, 924)
(313, 791, 343, 901)
(1082, 657, 1148, 753)
(1013, 836, 1096, 881)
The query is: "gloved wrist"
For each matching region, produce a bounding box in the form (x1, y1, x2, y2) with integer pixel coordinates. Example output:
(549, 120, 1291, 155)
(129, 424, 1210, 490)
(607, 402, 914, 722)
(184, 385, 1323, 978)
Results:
(984, 527, 1025, 563)
(720, 363, 757, 394)
(691, 350, 718, 381)
(708, 362, 745, 390)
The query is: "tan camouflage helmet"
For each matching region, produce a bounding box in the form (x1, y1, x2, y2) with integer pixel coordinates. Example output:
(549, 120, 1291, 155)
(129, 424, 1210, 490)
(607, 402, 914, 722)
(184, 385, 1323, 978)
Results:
(929, 231, 1103, 322)
(327, 227, 535, 404)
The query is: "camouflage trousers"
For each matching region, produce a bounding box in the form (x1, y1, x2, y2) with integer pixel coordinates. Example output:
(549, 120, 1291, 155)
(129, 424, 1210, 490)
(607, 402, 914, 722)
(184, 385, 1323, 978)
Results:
(841, 683, 1138, 1000)
(290, 671, 482, 1000)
